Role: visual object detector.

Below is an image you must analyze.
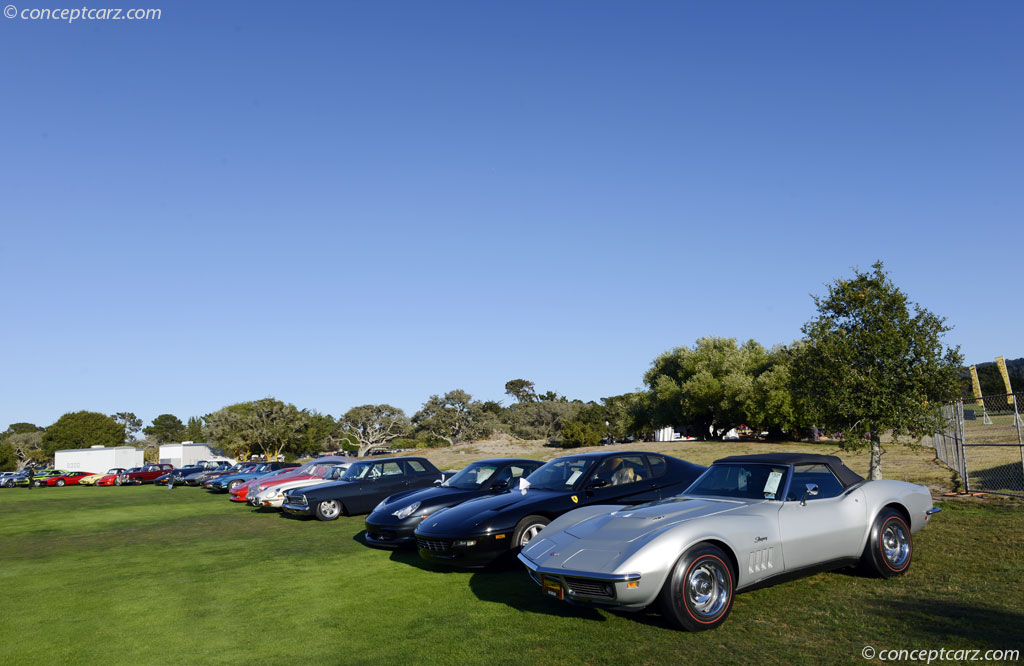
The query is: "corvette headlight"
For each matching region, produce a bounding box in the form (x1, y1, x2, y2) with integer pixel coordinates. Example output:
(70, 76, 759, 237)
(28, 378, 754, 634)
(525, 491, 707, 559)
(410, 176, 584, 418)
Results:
(454, 539, 477, 547)
(392, 502, 421, 519)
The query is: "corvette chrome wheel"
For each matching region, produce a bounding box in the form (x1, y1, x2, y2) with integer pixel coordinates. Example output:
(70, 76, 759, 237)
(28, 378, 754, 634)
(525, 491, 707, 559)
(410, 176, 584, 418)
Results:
(882, 521, 910, 568)
(862, 508, 913, 578)
(659, 544, 735, 631)
(686, 559, 730, 619)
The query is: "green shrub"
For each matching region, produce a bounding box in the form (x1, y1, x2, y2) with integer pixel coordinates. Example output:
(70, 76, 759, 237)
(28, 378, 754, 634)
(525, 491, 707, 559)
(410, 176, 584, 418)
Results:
(559, 420, 601, 448)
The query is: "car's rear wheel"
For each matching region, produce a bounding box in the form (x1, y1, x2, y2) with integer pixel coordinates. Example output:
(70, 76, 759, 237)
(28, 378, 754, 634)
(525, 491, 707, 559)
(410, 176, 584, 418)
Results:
(512, 515, 550, 549)
(659, 543, 735, 631)
(56, 479, 65, 486)
(862, 508, 912, 578)
(315, 499, 342, 521)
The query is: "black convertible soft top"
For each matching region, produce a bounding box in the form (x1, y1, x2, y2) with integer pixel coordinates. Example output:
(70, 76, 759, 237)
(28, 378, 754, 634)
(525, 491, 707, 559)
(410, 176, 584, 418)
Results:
(712, 453, 865, 488)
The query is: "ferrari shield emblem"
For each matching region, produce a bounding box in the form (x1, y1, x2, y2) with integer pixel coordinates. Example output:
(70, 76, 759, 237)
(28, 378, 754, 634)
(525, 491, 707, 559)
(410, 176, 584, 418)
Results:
(571, 495, 578, 504)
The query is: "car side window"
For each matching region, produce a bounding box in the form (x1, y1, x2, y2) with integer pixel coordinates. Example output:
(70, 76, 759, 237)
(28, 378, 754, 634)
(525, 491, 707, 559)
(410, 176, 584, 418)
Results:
(379, 462, 403, 477)
(405, 460, 427, 473)
(787, 464, 845, 501)
(593, 455, 647, 486)
(645, 455, 667, 479)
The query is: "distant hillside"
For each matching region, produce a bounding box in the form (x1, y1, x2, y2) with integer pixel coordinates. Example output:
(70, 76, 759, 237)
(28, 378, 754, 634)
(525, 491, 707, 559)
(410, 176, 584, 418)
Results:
(960, 357, 1024, 398)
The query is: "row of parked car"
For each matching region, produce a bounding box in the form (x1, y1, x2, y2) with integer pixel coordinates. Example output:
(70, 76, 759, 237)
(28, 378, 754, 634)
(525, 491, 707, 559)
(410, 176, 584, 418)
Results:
(7, 448, 941, 631)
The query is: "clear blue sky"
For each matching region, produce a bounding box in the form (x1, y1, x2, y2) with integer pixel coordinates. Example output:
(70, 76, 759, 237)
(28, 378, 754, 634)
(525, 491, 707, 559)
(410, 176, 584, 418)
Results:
(2, 1, 1021, 430)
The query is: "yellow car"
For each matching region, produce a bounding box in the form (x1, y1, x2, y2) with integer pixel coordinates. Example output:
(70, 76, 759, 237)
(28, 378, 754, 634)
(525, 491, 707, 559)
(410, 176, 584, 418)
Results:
(78, 471, 110, 485)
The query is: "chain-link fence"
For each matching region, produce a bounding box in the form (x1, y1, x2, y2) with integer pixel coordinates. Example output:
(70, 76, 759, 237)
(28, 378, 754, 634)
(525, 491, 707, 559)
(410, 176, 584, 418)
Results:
(934, 393, 1024, 497)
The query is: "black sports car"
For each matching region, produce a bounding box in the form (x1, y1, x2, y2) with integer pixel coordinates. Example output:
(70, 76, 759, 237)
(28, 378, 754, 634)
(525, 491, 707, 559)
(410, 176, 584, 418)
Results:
(363, 458, 543, 549)
(281, 457, 449, 521)
(414, 451, 706, 568)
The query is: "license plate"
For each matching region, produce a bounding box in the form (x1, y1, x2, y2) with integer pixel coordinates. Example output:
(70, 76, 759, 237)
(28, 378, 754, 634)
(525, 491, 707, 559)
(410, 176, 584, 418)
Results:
(541, 576, 564, 601)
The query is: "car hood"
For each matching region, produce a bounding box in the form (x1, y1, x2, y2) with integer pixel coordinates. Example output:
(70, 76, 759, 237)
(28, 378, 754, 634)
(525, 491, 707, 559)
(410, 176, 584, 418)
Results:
(415, 489, 566, 535)
(289, 479, 354, 497)
(562, 496, 750, 542)
(369, 487, 487, 523)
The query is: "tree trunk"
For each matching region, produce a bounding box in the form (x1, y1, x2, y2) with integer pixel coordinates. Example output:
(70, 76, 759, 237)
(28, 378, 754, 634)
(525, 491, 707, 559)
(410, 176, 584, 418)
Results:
(869, 433, 883, 480)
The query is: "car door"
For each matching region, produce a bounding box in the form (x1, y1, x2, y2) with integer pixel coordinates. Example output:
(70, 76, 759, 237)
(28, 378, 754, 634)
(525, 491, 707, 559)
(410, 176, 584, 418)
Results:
(777, 464, 866, 571)
(403, 459, 442, 491)
(351, 461, 407, 513)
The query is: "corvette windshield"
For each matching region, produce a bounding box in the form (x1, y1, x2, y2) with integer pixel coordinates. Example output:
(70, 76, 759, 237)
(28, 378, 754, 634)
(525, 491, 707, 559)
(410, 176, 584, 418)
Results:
(686, 463, 789, 501)
(443, 463, 498, 490)
(525, 458, 595, 491)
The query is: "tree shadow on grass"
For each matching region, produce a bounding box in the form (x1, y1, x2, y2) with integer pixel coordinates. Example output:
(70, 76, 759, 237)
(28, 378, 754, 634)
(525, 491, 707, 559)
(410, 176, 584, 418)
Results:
(863, 598, 1024, 648)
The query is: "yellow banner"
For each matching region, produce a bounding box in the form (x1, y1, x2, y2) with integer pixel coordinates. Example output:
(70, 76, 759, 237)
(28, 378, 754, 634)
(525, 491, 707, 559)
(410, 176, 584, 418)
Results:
(969, 366, 983, 405)
(995, 356, 1014, 405)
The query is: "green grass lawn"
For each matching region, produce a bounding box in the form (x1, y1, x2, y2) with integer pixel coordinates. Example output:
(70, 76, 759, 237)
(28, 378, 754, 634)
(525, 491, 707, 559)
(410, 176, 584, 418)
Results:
(1, 487, 1022, 665)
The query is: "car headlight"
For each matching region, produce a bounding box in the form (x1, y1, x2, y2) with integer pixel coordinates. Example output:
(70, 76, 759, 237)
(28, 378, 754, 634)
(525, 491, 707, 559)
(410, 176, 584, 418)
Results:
(454, 539, 477, 547)
(392, 502, 421, 519)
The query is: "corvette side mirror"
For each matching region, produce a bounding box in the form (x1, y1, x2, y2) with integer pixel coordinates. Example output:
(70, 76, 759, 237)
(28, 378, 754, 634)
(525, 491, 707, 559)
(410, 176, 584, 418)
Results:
(587, 479, 609, 490)
(800, 483, 819, 506)
(491, 481, 509, 492)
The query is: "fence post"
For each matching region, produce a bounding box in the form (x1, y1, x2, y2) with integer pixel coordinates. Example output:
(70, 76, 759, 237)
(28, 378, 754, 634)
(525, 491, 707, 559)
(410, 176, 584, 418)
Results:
(957, 399, 970, 492)
(1015, 393, 1024, 488)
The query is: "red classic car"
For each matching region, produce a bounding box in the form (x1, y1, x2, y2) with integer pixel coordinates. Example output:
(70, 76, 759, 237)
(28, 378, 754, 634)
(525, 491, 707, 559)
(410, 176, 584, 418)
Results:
(118, 463, 175, 485)
(44, 471, 97, 487)
(96, 468, 129, 486)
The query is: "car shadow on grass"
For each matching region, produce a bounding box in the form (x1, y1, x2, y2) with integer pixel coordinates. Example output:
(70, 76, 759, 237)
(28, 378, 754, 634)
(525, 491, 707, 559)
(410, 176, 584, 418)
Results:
(466, 567, 614, 623)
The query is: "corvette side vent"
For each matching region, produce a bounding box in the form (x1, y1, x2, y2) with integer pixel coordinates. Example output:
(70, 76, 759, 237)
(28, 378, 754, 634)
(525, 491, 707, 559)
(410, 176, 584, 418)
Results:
(748, 547, 775, 574)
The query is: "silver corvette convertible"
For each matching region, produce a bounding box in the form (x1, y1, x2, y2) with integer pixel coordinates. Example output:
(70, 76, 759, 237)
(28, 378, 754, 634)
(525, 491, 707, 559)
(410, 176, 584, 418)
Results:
(518, 452, 940, 631)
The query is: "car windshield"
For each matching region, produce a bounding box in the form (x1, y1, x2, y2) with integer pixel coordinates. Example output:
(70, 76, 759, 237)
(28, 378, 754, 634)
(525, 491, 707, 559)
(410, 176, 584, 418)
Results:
(106, 469, 121, 474)
(525, 457, 596, 491)
(341, 463, 372, 480)
(443, 463, 499, 490)
(686, 463, 790, 501)
(299, 463, 334, 478)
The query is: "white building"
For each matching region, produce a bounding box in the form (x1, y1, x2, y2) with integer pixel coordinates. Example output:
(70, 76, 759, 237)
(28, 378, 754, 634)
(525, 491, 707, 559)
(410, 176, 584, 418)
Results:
(158, 442, 232, 468)
(54, 445, 145, 473)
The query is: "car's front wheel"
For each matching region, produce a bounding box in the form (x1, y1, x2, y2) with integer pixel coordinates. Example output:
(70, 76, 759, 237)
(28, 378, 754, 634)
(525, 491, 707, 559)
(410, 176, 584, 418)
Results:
(512, 515, 550, 549)
(659, 543, 735, 631)
(862, 508, 912, 577)
(315, 499, 342, 521)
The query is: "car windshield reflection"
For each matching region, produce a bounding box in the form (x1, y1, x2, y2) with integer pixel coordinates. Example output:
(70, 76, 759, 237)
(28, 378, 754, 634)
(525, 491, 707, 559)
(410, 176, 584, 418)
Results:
(443, 463, 498, 490)
(685, 463, 790, 501)
(341, 463, 372, 480)
(524, 458, 595, 491)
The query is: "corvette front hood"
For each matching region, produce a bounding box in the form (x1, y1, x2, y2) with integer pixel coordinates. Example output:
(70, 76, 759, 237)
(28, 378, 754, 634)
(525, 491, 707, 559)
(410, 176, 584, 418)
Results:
(563, 497, 750, 542)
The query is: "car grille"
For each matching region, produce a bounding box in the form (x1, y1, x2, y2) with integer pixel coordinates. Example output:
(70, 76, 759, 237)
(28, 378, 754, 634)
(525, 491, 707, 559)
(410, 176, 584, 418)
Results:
(285, 493, 307, 505)
(416, 537, 451, 552)
(565, 577, 614, 599)
(368, 529, 398, 541)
